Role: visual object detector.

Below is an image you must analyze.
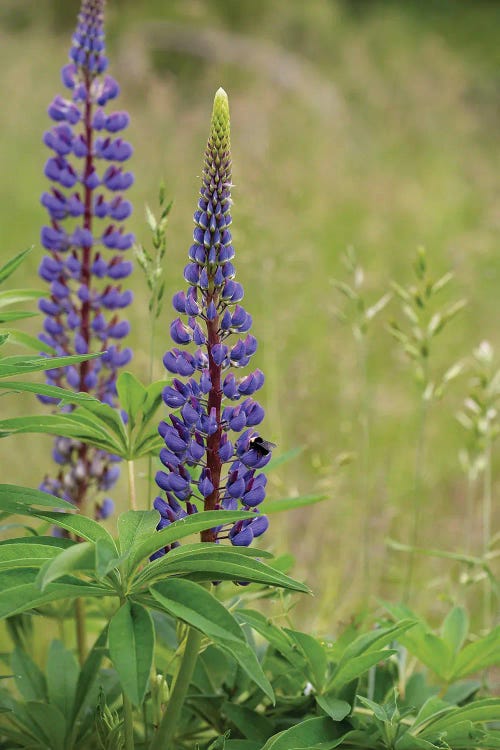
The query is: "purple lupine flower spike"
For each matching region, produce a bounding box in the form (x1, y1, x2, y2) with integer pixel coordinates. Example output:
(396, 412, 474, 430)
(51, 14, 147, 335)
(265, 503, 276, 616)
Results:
(38, 0, 133, 518)
(154, 89, 271, 557)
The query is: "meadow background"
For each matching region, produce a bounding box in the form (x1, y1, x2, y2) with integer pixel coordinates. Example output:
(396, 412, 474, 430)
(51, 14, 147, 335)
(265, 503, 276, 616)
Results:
(0, 0, 498, 630)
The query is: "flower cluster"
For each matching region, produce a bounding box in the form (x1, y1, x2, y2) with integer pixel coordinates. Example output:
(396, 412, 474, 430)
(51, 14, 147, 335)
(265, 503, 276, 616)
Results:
(153, 89, 271, 556)
(38, 0, 133, 517)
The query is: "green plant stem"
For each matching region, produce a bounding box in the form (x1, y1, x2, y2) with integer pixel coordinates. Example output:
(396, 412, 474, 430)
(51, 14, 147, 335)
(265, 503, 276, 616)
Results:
(358, 335, 372, 606)
(147, 313, 156, 507)
(122, 691, 135, 750)
(127, 459, 137, 511)
(403, 390, 429, 604)
(482, 435, 492, 629)
(57, 616, 66, 646)
(74, 598, 87, 666)
(465, 473, 475, 556)
(149, 626, 202, 750)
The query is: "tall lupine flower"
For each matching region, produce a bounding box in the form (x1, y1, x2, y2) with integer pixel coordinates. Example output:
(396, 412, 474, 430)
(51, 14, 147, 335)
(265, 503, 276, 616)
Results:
(153, 89, 271, 556)
(38, 0, 133, 518)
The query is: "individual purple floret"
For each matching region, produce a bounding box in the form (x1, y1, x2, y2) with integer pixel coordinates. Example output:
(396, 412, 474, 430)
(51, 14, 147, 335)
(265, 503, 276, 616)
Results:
(38, 0, 133, 517)
(154, 89, 271, 556)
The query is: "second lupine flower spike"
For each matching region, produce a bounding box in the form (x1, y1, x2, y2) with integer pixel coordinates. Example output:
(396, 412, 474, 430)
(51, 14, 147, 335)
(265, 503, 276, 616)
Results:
(38, 0, 133, 519)
(154, 88, 271, 555)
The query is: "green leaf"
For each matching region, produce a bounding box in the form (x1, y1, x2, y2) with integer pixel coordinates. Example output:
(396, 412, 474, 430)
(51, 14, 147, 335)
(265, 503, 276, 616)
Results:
(0, 380, 100, 406)
(141, 549, 309, 593)
(0, 310, 37, 323)
(76, 401, 128, 449)
(116, 371, 146, 429)
(142, 380, 165, 423)
(338, 619, 416, 664)
(46, 640, 79, 720)
(0, 483, 74, 514)
(0, 352, 101, 378)
(0, 540, 74, 570)
(330, 650, 397, 690)
(150, 579, 245, 644)
(261, 717, 345, 750)
(36, 542, 96, 590)
(284, 629, 327, 690)
(315, 695, 351, 721)
(108, 601, 155, 706)
(32, 512, 117, 549)
(219, 637, 274, 703)
(130, 510, 262, 570)
(235, 609, 296, 657)
(441, 606, 468, 656)
(222, 702, 274, 741)
(452, 626, 500, 679)
(26, 701, 67, 750)
(134, 543, 273, 588)
(356, 695, 388, 722)
(0, 289, 44, 308)
(11, 647, 48, 701)
(70, 625, 108, 726)
(95, 538, 123, 579)
(0, 414, 120, 453)
(0, 568, 110, 618)
(2, 329, 53, 353)
(117, 510, 160, 564)
(0, 248, 32, 284)
(419, 698, 500, 736)
(265, 494, 328, 514)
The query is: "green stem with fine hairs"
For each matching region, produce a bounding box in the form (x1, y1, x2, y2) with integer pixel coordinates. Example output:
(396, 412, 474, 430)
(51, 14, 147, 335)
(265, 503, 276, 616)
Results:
(74, 598, 87, 666)
(149, 627, 202, 750)
(127, 460, 137, 511)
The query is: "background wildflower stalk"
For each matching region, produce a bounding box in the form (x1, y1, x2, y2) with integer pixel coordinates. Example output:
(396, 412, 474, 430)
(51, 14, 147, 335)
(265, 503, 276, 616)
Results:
(389, 248, 466, 603)
(154, 88, 271, 554)
(457, 341, 500, 629)
(38, 0, 134, 522)
(135, 184, 172, 504)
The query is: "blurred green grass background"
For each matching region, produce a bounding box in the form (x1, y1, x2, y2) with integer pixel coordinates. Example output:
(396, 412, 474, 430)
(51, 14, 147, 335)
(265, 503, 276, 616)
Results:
(0, 0, 498, 628)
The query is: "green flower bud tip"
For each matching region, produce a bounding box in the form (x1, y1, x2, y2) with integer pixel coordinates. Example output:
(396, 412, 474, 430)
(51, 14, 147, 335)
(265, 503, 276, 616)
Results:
(210, 87, 230, 157)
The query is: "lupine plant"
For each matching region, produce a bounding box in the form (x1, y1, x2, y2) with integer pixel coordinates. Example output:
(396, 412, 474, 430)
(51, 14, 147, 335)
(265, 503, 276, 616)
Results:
(38, 0, 134, 521)
(154, 87, 271, 555)
(0, 2, 499, 750)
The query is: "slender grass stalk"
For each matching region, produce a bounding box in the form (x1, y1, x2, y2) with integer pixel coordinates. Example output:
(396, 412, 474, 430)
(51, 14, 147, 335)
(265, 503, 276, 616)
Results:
(482, 434, 492, 629)
(403, 387, 429, 604)
(149, 627, 203, 750)
(122, 691, 135, 750)
(74, 598, 87, 666)
(358, 335, 372, 606)
(127, 460, 138, 511)
(147, 312, 156, 507)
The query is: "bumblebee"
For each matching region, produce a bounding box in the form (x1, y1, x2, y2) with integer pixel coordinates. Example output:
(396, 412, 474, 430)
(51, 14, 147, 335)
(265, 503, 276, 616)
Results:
(248, 436, 276, 456)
